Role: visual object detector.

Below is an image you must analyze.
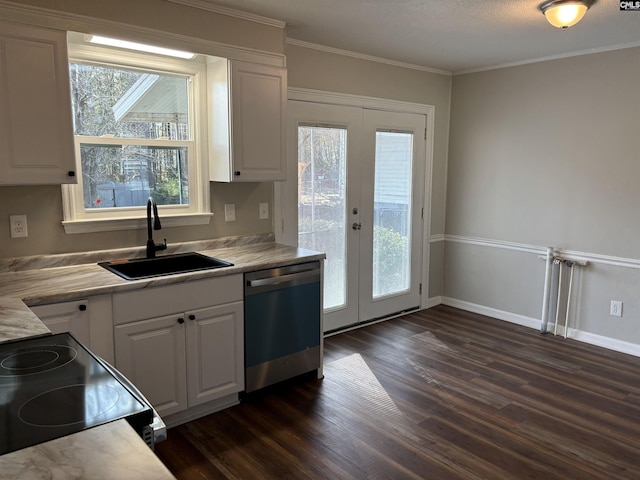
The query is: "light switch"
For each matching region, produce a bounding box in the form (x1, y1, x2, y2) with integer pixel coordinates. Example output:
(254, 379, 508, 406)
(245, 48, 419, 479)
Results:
(259, 203, 269, 220)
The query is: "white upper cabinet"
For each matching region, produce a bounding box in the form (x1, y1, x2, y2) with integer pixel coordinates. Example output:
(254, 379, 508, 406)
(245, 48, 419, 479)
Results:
(208, 58, 287, 182)
(0, 21, 76, 185)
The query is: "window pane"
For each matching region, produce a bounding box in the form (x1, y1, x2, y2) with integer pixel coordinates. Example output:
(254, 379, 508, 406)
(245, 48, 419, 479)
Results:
(80, 144, 189, 209)
(297, 126, 347, 310)
(70, 63, 189, 140)
(372, 131, 413, 298)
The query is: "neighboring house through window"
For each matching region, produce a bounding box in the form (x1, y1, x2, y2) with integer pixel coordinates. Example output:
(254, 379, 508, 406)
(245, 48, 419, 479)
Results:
(62, 33, 211, 233)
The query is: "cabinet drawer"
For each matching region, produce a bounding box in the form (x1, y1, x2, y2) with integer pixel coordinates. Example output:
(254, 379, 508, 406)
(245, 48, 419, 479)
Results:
(113, 275, 242, 325)
(31, 299, 90, 344)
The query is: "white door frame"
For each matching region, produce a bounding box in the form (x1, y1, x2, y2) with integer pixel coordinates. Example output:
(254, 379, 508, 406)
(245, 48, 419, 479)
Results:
(275, 87, 435, 314)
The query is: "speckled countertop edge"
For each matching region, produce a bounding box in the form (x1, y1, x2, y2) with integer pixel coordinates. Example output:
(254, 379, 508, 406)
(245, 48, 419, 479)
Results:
(0, 297, 51, 343)
(0, 236, 325, 307)
(0, 233, 276, 272)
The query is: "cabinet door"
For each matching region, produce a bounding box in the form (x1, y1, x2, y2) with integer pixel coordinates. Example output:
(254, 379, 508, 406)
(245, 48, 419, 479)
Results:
(0, 21, 76, 184)
(230, 61, 286, 181)
(115, 315, 188, 416)
(186, 301, 244, 406)
(31, 299, 90, 345)
(208, 60, 286, 182)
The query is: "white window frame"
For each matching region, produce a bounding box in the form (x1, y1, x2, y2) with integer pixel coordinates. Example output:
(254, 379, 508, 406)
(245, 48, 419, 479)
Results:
(62, 39, 211, 234)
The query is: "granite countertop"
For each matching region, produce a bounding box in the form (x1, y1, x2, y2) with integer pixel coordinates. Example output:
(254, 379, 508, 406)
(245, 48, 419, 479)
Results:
(0, 296, 50, 342)
(0, 419, 175, 479)
(0, 235, 325, 307)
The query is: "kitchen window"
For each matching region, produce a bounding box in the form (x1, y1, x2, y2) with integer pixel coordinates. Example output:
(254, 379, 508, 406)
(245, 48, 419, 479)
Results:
(61, 34, 211, 233)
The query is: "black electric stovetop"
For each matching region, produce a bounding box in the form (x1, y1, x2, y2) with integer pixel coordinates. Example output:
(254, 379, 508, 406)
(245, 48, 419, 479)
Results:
(0, 333, 153, 455)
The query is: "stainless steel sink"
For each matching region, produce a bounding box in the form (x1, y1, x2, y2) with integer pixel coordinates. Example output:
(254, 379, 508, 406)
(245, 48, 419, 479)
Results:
(98, 252, 233, 280)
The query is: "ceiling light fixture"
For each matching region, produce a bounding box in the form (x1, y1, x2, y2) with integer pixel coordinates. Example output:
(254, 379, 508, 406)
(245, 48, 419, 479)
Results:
(87, 35, 196, 59)
(539, 0, 593, 29)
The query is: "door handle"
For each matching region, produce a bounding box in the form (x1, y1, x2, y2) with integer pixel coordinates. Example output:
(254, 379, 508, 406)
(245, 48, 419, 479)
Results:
(352, 222, 362, 230)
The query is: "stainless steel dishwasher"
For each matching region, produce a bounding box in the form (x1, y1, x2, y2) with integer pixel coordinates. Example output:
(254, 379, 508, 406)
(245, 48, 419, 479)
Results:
(244, 261, 322, 392)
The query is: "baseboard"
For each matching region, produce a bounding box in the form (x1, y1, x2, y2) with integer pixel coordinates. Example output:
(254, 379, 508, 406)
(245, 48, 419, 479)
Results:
(439, 297, 640, 358)
(441, 297, 541, 330)
(163, 393, 240, 428)
(426, 296, 442, 308)
(569, 329, 640, 357)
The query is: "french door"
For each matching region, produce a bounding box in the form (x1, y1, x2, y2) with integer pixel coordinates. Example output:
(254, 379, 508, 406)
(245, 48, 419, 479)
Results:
(285, 101, 426, 332)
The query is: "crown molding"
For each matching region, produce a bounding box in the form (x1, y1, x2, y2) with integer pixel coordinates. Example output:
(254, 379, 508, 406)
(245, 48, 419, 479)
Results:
(166, 0, 285, 29)
(288, 87, 435, 116)
(455, 40, 640, 75)
(0, 0, 285, 66)
(285, 38, 451, 76)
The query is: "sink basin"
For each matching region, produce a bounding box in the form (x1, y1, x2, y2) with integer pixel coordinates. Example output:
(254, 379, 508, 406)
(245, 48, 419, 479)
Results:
(99, 252, 233, 280)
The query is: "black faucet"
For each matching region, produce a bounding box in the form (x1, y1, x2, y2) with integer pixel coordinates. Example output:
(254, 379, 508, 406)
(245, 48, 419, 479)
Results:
(146, 197, 167, 259)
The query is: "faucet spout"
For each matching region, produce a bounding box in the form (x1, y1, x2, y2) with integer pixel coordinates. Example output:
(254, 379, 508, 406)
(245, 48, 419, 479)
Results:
(146, 197, 167, 259)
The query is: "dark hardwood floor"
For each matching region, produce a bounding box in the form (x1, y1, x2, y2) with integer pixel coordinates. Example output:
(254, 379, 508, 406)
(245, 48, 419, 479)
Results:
(155, 305, 640, 479)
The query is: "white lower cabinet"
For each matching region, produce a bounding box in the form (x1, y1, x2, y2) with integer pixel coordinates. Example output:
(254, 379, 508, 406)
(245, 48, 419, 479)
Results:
(114, 313, 188, 416)
(186, 303, 244, 407)
(113, 275, 244, 417)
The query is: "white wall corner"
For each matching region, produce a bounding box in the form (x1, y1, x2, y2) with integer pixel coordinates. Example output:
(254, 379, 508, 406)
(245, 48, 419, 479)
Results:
(426, 296, 442, 309)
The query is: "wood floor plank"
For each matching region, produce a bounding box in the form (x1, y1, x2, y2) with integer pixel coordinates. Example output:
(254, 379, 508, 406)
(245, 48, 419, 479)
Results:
(155, 305, 640, 479)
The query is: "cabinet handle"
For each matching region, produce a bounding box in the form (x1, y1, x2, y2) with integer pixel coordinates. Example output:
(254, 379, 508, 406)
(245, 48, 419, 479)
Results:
(188, 314, 196, 321)
(68, 171, 76, 177)
(78, 304, 87, 311)
(177, 317, 185, 324)
(234, 171, 241, 176)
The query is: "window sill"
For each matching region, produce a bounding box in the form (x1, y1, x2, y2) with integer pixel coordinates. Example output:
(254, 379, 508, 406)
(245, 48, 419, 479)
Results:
(62, 213, 213, 234)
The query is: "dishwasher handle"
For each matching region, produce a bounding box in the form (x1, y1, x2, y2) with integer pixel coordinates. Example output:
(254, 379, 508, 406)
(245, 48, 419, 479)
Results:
(247, 268, 319, 289)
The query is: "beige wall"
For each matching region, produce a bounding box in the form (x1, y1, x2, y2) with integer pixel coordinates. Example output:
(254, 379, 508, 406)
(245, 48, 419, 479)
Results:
(447, 47, 640, 257)
(285, 43, 452, 298)
(445, 47, 640, 347)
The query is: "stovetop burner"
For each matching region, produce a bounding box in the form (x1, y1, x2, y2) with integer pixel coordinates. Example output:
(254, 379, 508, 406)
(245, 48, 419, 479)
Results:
(0, 333, 153, 455)
(0, 345, 77, 376)
(19, 383, 121, 427)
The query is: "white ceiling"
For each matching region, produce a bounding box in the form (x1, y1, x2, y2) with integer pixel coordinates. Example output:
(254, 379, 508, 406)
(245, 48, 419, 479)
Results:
(175, 0, 640, 74)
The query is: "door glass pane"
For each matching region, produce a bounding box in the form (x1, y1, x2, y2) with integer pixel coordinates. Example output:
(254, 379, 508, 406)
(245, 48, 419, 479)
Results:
(372, 131, 413, 298)
(297, 126, 347, 310)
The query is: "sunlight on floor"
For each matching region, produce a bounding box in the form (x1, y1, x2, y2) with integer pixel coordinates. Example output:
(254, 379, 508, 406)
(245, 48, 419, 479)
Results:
(324, 353, 404, 424)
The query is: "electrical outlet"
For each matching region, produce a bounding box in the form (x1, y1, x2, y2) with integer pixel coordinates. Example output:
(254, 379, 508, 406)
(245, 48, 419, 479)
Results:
(224, 204, 236, 222)
(259, 202, 269, 220)
(610, 300, 623, 317)
(10, 214, 28, 238)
